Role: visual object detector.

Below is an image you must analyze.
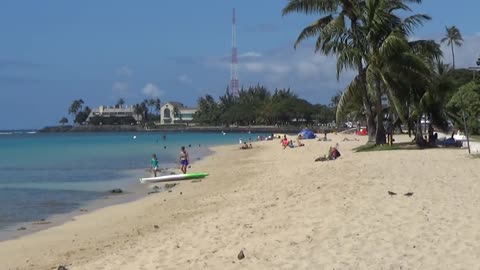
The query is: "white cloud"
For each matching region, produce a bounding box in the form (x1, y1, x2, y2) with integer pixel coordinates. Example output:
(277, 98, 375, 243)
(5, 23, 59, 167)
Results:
(239, 51, 262, 58)
(112, 82, 129, 92)
(296, 61, 319, 77)
(117, 66, 133, 77)
(239, 45, 354, 101)
(270, 64, 291, 75)
(178, 74, 192, 83)
(244, 62, 266, 73)
(142, 83, 164, 98)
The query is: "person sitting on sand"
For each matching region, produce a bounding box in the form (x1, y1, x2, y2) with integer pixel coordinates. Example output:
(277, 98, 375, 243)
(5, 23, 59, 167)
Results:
(288, 140, 295, 148)
(241, 142, 251, 150)
(329, 145, 341, 159)
(315, 145, 341, 162)
(281, 136, 289, 149)
(296, 138, 305, 147)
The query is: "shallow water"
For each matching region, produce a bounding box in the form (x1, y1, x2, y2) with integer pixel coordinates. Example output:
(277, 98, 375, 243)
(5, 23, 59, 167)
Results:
(0, 131, 265, 231)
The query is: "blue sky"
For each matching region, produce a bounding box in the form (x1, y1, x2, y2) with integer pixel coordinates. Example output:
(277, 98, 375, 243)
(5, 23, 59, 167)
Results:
(1, 0, 479, 129)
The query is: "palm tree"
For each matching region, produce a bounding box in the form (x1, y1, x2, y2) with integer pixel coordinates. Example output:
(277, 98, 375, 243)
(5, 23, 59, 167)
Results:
(316, 0, 432, 144)
(359, 2, 432, 143)
(133, 104, 144, 123)
(68, 99, 84, 122)
(59, 117, 68, 126)
(154, 98, 161, 122)
(283, 0, 376, 142)
(284, 0, 415, 142)
(283, 0, 430, 144)
(116, 98, 125, 108)
(441, 26, 463, 69)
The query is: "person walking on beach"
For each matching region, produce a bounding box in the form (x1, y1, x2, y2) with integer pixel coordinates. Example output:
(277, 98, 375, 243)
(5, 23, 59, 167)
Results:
(179, 146, 189, 174)
(151, 154, 159, 177)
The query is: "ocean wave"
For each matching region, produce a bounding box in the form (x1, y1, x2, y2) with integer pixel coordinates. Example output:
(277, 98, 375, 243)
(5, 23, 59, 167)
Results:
(0, 130, 37, 135)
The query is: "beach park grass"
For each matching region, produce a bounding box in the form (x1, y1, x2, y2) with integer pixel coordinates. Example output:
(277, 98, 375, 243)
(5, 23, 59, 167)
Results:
(471, 134, 480, 141)
(354, 142, 419, 152)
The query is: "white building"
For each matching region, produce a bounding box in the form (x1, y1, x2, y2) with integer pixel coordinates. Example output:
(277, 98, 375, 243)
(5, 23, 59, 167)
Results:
(86, 105, 142, 122)
(160, 102, 197, 125)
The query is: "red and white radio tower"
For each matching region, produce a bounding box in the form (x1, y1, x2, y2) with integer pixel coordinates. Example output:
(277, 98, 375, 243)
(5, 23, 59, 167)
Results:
(230, 8, 239, 96)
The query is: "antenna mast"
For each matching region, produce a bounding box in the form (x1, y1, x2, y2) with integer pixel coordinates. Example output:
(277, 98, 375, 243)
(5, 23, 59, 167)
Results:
(230, 8, 239, 96)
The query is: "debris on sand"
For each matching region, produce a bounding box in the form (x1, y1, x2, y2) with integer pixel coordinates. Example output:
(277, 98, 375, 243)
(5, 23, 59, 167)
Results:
(164, 183, 177, 189)
(237, 250, 245, 260)
(110, 188, 123, 194)
(32, 220, 51, 225)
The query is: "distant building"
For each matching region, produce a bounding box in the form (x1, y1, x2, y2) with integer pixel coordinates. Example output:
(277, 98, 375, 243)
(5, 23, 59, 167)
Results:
(160, 102, 197, 125)
(86, 105, 142, 123)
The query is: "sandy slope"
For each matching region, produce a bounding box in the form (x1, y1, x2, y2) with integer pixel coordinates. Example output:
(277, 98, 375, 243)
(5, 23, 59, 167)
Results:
(1, 134, 479, 270)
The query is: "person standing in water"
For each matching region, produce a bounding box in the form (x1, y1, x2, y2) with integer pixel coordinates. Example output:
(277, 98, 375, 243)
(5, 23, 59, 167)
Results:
(151, 154, 159, 177)
(179, 146, 189, 174)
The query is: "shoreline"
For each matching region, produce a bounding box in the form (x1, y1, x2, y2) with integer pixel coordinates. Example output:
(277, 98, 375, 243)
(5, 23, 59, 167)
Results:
(0, 144, 214, 243)
(0, 169, 149, 242)
(1, 134, 479, 269)
(37, 125, 339, 133)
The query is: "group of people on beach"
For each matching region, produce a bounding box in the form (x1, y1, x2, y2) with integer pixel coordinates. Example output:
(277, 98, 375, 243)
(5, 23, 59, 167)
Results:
(279, 133, 341, 161)
(150, 146, 190, 177)
(281, 135, 305, 149)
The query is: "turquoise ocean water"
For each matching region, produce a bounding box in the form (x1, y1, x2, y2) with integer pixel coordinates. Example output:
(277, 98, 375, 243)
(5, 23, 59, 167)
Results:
(0, 131, 266, 233)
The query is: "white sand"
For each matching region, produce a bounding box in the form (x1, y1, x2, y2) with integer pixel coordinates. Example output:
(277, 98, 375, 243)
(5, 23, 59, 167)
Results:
(1, 134, 480, 270)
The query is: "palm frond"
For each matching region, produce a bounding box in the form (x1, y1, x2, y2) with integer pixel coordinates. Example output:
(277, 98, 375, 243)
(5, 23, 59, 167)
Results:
(409, 40, 442, 61)
(379, 30, 409, 59)
(282, 0, 338, 16)
(293, 15, 334, 48)
(336, 47, 363, 78)
(380, 72, 409, 124)
(401, 14, 431, 36)
(336, 74, 363, 123)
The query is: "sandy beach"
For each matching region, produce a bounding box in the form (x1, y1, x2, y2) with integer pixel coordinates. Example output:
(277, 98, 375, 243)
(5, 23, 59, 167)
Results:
(1, 133, 479, 270)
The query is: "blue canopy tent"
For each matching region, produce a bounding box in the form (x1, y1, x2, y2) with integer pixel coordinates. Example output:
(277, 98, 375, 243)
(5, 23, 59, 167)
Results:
(298, 129, 316, 139)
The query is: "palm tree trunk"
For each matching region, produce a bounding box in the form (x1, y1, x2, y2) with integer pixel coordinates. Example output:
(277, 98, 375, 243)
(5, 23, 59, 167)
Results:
(355, 67, 376, 143)
(351, 20, 376, 144)
(415, 116, 424, 145)
(451, 43, 455, 70)
(360, 78, 376, 143)
(375, 80, 386, 145)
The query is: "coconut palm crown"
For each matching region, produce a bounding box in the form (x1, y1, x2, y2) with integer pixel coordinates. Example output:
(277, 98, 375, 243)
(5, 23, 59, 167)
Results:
(441, 25, 463, 69)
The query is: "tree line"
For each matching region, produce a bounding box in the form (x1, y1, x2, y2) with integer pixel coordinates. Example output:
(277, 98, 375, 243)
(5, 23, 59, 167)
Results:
(193, 85, 336, 126)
